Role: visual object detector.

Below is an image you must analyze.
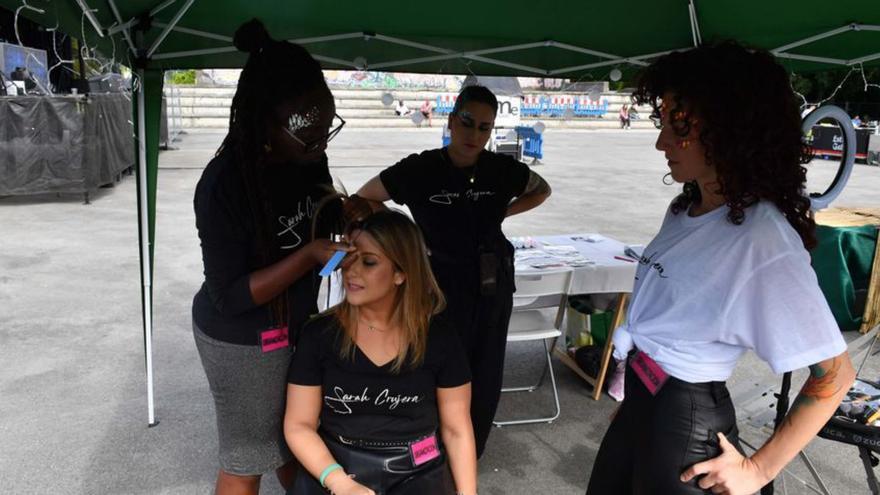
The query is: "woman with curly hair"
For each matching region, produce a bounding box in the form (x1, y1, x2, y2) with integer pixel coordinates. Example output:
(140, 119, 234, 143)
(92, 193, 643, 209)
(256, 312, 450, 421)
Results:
(585, 41, 855, 495)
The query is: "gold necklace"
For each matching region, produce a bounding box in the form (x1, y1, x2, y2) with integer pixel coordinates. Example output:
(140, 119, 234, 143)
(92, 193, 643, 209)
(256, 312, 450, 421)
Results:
(359, 317, 388, 332)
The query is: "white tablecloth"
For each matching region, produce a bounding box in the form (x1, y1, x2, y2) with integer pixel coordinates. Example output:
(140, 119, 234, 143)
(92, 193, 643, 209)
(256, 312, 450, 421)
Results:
(513, 233, 638, 294)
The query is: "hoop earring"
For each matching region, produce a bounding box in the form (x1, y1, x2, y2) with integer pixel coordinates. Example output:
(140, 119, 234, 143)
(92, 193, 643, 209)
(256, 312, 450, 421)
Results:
(662, 173, 674, 185)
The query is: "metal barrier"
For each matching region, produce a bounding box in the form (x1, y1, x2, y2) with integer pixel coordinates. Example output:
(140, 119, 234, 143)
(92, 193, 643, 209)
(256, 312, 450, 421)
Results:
(515, 126, 543, 160)
(434, 94, 457, 115)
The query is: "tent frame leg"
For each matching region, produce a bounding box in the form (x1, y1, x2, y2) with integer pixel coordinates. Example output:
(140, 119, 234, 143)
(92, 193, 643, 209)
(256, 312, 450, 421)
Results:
(136, 69, 158, 428)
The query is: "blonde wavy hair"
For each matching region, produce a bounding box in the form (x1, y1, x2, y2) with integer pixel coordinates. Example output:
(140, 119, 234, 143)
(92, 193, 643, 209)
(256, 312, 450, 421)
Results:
(334, 210, 445, 372)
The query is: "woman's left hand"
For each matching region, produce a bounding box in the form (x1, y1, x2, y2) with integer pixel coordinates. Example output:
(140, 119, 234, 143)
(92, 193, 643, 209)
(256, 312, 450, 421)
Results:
(680, 433, 770, 494)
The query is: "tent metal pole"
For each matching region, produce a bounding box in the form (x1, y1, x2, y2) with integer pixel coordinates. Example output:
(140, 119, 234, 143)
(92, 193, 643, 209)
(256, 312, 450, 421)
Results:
(551, 41, 650, 66)
(849, 51, 880, 66)
(688, 0, 703, 46)
(465, 55, 548, 75)
(550, 49, 679, 75)
(148, 0, 196, 58)
(775, 52, 848, 65)
(370, 42, 547, 72)
(109, 0, 180, 36)
(136, 69, 157, 427)
(74, 0, 104, 37)
(772, 24, 856, 54)
(107, 0, 137, 55)
(311, 55, 361, 68)
(370, 53, 468, 70)
(154, 21, 232, 42)
(152, 46, 237, 60)
(151, 33, 368, 60)
(291, 33, 364, 44)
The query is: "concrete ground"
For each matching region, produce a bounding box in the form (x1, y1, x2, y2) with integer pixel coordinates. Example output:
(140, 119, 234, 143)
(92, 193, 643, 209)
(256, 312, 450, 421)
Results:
(2, 128, 880, 494)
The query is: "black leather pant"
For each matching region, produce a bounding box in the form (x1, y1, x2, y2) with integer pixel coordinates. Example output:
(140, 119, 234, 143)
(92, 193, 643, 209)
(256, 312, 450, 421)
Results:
(586, 360, 744, 494)
(431, 253, 514, 459)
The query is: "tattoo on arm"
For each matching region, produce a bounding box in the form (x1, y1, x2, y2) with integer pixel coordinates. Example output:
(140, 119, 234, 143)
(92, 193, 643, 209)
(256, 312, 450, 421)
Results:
(522, 171, 550, 196)
(784, 357, 843, 427)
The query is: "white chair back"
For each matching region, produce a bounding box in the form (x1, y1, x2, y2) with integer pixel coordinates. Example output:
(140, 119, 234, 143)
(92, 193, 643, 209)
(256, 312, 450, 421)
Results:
(513, 268, 573, 329)
(513, 268, 573, 309)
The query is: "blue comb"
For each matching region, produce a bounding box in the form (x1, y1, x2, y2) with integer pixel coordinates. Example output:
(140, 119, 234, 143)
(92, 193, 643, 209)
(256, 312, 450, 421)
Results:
(319, 250, 347, 277)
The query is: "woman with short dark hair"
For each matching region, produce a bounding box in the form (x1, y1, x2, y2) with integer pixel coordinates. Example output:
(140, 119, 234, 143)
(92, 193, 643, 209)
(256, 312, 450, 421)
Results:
(350, 85, 552, 458)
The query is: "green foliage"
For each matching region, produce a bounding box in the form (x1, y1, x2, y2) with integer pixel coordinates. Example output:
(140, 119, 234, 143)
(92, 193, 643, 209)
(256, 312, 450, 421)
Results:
(169, 70, 197, 85)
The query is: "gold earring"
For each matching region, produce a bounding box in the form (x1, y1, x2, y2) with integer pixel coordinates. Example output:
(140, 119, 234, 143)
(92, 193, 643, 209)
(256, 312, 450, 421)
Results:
(263, 142, 272, 153)
(676, 139, 691, 150)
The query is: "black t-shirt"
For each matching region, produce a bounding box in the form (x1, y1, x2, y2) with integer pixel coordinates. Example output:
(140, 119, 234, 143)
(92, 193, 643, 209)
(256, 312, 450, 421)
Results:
(379, 148, 530, 262)
(192, 150, 341, 345)
(287, 314, 471, 442)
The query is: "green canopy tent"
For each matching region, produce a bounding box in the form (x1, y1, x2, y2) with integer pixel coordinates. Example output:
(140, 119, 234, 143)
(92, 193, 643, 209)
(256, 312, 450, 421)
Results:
(3, 0, 879, 426)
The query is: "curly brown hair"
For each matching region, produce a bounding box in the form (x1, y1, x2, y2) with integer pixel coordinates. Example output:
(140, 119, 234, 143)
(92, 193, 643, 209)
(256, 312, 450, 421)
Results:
(633, 41, 817, 249)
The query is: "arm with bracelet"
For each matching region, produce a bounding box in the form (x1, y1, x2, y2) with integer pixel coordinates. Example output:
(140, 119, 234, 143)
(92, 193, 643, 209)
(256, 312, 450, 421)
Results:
(283, 384, 375, 495)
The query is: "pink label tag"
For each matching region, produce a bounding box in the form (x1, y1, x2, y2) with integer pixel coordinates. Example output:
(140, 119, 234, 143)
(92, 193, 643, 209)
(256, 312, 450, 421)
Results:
(630, 351, 669, 396)
(259, 326, 289, 353)
(410, 434, 440, 466)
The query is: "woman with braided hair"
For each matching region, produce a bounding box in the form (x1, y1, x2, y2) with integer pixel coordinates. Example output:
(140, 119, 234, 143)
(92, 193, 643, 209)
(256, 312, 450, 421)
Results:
(191, 18, 350, 494)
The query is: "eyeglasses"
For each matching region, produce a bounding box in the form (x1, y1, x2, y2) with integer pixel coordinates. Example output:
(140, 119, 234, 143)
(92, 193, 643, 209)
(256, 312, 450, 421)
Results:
(284, 113, 346, 153)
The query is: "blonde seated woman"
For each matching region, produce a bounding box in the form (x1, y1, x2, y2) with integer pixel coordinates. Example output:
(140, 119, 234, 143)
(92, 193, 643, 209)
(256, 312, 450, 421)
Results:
(284, 210, 478, 495)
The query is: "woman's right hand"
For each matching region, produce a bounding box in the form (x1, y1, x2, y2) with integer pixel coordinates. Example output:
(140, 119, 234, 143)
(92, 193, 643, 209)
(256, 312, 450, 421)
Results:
(325, 473, 376, 495)
(307, 238, 354, 266)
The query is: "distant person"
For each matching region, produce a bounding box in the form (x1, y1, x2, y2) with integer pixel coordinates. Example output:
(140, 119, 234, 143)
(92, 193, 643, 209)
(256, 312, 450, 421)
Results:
(619, 104, 631, 129)
(852, 115, 863, 127)
(420, 99, 434, 127)
(628, 104, 639, 123)
(395, 100, 411, 116)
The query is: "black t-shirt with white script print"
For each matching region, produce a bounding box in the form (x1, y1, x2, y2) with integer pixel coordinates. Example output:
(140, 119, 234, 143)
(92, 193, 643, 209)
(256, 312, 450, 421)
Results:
(192, 150, 341, 345)
(287, 314, 471, 442)
(380, 148, 530, 261)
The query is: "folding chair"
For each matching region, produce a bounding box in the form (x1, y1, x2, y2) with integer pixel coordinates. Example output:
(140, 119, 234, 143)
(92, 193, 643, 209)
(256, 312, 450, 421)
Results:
(494, 268, 573, 427)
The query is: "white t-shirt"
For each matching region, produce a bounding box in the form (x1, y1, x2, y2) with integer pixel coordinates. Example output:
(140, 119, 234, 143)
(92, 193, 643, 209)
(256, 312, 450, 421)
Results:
(612, 200, 846, 383)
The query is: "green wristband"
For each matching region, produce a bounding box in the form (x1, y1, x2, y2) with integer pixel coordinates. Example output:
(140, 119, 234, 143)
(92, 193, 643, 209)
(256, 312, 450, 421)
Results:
(319, 463, 343, 487)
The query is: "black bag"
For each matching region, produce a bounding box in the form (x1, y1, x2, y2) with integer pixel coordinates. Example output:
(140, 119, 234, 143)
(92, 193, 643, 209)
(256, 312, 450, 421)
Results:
(289, 431, 456, 495)
(574, 345, 617, 382)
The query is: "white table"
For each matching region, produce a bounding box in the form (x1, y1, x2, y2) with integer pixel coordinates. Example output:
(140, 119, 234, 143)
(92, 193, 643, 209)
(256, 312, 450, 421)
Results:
(513, 233, 638, 294)
(512, 233, 639, 400)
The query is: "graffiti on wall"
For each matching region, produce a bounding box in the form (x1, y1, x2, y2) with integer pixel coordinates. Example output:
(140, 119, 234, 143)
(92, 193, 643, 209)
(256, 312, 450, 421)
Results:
(323, 70, 463, 90)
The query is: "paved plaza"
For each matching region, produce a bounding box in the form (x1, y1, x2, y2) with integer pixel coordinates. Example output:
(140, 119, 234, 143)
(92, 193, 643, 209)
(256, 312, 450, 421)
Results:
(2, 127, 880, 494)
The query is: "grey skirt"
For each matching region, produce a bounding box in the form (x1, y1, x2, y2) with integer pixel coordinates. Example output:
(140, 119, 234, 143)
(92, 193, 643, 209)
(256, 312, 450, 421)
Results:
(193, 321, 294, 475)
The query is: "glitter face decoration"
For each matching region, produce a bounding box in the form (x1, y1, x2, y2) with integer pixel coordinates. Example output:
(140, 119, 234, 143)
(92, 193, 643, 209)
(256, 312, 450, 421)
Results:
(287, 106, 321, 134)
